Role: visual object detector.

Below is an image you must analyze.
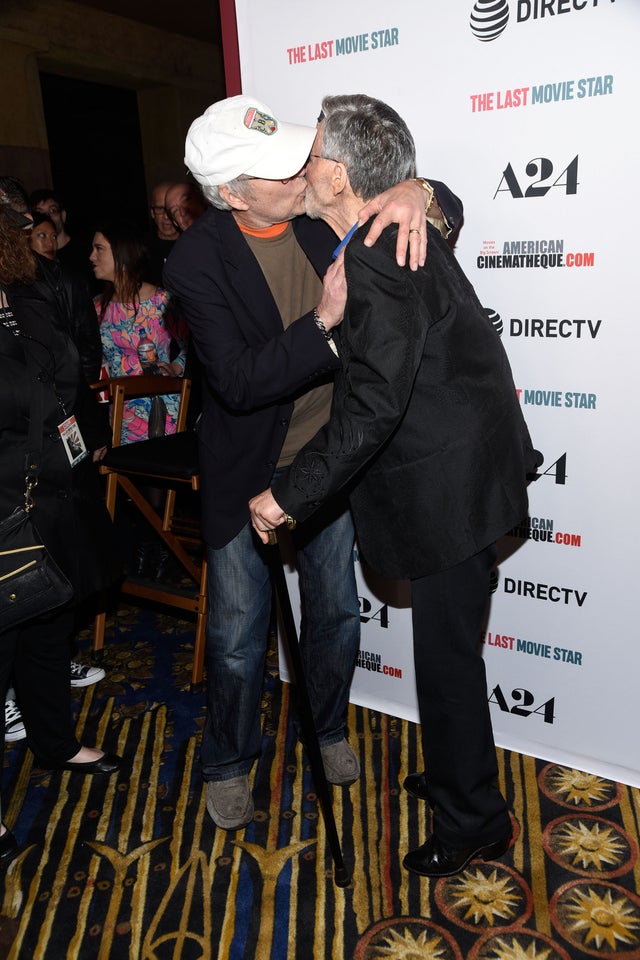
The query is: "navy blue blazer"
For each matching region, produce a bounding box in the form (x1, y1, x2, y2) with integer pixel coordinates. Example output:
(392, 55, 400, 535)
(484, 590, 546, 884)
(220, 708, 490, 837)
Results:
(273, 224, 539, 580)
(163, 209, 341, 548)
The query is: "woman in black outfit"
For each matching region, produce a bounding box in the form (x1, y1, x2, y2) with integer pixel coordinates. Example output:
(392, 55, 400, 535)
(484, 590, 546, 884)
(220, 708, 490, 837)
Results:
(0, 205, 122, 868)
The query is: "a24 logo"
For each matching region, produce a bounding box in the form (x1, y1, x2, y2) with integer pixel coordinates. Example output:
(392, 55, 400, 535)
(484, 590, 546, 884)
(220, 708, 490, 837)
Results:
(495, 155, 579, 198)
(490, 684, 556, 724)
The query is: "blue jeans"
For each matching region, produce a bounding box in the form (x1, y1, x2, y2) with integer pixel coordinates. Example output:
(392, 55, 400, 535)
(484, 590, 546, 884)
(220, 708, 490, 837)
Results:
(201, 500, 360, 782)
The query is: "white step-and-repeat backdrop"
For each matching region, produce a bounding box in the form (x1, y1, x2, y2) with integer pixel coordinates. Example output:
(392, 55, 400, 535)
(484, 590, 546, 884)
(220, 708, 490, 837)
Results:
(227, 0, 639, 786)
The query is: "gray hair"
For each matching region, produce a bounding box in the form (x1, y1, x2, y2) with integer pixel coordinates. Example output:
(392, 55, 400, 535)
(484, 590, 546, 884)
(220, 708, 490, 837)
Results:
(201, 176, 254, 211)
(319, 95, 416, 201)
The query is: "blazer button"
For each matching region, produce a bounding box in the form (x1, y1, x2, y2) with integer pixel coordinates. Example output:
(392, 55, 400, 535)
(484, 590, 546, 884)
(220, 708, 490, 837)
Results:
(280, 419, 288, 427)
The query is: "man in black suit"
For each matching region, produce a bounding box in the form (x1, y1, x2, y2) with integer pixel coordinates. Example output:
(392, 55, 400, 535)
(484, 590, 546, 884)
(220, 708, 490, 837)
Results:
(164, 95, 459, 831)
(250, 94, 540, 876)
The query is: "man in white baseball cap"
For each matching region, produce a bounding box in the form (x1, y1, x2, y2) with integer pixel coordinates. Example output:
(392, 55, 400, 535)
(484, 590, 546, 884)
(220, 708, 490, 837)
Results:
(185, 95, 317, 186)
(164, 94, 462, 831)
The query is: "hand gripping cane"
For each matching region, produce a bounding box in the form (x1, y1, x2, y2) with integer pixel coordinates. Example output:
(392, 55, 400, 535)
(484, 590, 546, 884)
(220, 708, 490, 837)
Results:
(266, 526, 351, 888)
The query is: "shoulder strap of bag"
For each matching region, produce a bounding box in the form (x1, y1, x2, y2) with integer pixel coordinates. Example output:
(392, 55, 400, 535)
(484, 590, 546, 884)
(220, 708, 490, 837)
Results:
(24, 377, 44, 509)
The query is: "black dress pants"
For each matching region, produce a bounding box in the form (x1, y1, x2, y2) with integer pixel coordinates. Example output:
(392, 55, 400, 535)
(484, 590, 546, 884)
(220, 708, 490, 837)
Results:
(0, 607, 81, 767)
(410, 543, 511, 848)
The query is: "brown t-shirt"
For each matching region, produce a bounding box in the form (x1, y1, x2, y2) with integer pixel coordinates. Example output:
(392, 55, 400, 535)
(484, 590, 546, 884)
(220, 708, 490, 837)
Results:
(243, 224, 333, 467)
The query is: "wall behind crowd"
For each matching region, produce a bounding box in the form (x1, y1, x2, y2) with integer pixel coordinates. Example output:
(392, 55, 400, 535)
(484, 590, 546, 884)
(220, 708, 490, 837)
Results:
(226, 0, 638, 786)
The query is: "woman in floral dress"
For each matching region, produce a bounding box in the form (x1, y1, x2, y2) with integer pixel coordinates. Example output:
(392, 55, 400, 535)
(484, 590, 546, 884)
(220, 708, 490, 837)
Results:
(91, 222, 189, 445)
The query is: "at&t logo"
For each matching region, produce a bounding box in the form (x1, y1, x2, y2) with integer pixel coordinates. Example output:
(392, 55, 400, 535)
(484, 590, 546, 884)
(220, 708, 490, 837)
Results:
(470, 0, 616, 43)
(470, 0, 510, 41)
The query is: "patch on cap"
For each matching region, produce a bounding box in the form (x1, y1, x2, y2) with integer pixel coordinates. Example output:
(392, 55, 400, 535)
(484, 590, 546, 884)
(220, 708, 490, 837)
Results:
(244, 108, 278, 136)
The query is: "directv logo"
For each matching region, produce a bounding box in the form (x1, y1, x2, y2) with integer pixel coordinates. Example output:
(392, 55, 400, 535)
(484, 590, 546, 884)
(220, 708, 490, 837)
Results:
(470, 0, 510, 41)
(484, 307, 503, 336)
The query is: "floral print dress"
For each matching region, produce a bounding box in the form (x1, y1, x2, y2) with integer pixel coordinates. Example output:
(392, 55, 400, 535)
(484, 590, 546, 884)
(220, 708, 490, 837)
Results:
(96, 288, 189, 444)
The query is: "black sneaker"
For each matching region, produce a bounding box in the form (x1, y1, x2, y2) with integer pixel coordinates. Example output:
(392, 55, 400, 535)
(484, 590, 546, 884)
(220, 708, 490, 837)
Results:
(70, 661, 106, 688)
(5, 699, 26, 742)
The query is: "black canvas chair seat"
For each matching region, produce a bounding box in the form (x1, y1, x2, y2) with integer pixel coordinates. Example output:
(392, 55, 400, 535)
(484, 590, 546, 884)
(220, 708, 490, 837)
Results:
(103, 430, 199, 482)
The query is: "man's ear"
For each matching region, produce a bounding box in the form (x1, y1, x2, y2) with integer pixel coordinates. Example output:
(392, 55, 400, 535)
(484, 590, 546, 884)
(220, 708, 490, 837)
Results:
(220, 183, 250, 211)
(331, 162, 348, 198)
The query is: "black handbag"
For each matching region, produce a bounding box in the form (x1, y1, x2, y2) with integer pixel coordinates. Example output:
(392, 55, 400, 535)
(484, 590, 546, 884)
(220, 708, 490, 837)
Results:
(0, 367, 73, 630)
(0, 506, 73, 629)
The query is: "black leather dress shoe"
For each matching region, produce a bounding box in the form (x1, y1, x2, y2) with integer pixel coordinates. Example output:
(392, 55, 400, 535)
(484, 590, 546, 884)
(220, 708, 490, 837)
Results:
(404, 771, 429, 801)
(403, 832, 512, 878)
(40, 752, 122, 776)
(0, 829, 19, 867)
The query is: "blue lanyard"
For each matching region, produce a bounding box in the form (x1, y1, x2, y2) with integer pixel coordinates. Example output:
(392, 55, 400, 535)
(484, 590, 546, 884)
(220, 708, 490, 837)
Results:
(332, 222, 359, 260)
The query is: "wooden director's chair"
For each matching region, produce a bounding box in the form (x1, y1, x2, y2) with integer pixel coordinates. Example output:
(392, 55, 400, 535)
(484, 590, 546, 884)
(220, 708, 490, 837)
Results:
(93, 375, 207, 691)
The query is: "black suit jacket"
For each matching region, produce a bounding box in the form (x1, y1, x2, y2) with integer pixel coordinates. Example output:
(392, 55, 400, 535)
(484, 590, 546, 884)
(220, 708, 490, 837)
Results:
(273, 223, 539, 580)
(163, 208, 341, 548)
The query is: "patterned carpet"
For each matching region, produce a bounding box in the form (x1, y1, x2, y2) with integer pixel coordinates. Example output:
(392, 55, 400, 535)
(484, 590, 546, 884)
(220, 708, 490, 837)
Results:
(1, 604, 639, 959)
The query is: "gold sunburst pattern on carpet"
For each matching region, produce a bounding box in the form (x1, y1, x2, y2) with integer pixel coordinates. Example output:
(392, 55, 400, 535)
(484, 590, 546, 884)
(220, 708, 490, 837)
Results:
(551, 880, 640, 957)
(354, 917, 464, 960)
(435, 864, 532, 932)
(539, 766, 620, 810)
(468, 928, 573, 960)
(543, 815, 636, 878)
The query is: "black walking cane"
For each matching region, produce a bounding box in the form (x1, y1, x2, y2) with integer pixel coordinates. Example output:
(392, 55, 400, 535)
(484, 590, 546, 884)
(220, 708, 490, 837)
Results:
(266, 527, 351, 888)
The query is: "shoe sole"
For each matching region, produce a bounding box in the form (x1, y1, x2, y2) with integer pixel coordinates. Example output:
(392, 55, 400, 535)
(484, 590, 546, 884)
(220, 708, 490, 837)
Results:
(206, 801, 254, 830)
(70, 675, 106, 688)
(5, 730, 26, 742)
(324, 769, 360, 786)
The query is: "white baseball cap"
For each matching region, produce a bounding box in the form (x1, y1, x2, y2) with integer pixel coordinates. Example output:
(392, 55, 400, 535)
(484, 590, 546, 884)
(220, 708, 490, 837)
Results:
(185, 95, 316, 187)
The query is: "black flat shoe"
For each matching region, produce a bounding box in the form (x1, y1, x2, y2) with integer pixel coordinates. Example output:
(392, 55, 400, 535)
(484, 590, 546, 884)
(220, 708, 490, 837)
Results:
(0, 829, 19, 867)
(40, 752, 122, 776)
(403, 832, 512, 878)
(404, 771, 429, 801)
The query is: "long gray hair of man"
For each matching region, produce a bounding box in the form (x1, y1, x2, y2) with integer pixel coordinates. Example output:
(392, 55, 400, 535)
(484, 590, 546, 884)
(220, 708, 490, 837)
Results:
(318, 94, 417, 202)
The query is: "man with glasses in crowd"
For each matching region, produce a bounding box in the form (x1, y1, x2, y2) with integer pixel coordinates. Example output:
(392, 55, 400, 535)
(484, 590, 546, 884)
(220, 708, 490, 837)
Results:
(147, 181, 180, 285)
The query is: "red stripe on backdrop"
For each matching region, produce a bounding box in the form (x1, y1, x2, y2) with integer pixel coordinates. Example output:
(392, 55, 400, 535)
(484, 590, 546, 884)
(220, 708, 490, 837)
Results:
(219, 0, 242, 95)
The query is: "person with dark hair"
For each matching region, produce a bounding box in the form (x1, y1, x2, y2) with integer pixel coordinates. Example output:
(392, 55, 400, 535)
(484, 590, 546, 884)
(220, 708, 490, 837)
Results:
(30, 213, 58, 261)
(1, 179, 105, 698)
(0, 178, 101, 384)
(91, 221, 189, 444)
(30, 188, 90, 281)
(249, 94, 540, 877)
(0, 205, 123, 866)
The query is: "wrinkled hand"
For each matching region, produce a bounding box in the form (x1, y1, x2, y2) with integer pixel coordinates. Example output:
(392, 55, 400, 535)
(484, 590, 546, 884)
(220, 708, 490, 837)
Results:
(93, 445, 108, 463)
(358, 180, 427, 270)
(249, 489, 287, 544)
(317, 250, 347, 331)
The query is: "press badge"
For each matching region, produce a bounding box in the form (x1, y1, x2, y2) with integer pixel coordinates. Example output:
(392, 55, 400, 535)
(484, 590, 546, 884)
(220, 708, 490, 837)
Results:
(58, 415, 89, 467)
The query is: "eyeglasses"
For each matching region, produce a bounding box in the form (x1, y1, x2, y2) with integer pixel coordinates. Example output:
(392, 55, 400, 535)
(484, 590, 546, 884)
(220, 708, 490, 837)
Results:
(308, 153, 342, 164)
(150, 205, 168, 214)
(242, 170, 305, 186)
